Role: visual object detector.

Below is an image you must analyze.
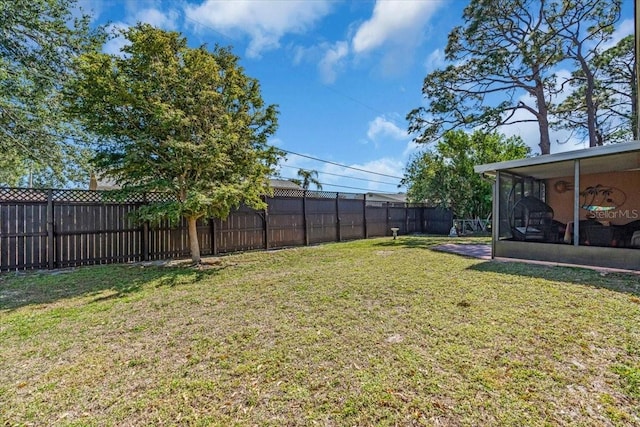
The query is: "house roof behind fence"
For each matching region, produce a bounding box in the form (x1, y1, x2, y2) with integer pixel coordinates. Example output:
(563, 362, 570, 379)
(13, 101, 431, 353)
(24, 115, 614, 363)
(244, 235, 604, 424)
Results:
(269, 179, 303, 190)
(366, 192, 407, 203)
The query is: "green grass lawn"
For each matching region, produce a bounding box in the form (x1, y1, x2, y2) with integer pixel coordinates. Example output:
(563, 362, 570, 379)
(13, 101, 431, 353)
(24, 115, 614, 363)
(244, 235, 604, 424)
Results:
(1, 236, 640, 426)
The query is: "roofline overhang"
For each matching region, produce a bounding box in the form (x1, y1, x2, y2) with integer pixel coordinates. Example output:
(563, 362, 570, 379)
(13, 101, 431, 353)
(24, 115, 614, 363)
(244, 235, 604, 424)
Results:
(474, 141, 640, 177)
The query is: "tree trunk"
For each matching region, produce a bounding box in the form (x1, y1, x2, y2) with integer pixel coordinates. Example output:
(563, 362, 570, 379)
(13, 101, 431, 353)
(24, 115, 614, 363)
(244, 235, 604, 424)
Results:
(575, 39, 599, 147)
(187, 216, 201, 264)
(584, 69, 599, 147)
(534, 80, 552, 155)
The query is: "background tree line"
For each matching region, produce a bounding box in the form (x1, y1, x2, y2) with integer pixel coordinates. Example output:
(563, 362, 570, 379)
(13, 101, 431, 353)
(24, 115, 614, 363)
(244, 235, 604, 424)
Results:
(408, 0, 634, 155)
(404, 0, 635, 219)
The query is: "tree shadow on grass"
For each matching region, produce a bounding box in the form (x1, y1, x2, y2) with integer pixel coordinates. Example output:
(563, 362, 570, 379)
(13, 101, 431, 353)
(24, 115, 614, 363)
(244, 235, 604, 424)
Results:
(0, 262, 227, 311)
(468, 260, 640, 297)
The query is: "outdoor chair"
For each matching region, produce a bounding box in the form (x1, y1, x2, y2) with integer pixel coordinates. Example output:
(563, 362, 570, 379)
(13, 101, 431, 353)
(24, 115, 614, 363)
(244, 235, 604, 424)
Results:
(577, 219, 603, 246)
(621, 220, 640, 247)
(580, 222, 614, 247)
(510, 196, 556, 242)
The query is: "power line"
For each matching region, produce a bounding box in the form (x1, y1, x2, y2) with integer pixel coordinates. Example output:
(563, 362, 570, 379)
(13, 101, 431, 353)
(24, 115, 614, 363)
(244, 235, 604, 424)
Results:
(171, 17, 407, 184)
(89, 14, 407, 185)
(320, 84, 386, 115)
(183, 14, 234, 42)
(278, 164, 401, 186)
(277, 148, 404, 180)
(275, 176, 402, 193)
(9, 102, 406, 185)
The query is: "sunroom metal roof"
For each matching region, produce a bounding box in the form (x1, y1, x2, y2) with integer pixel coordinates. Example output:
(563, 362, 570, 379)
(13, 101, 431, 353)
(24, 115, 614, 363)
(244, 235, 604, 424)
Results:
(474, 141, 640, 179)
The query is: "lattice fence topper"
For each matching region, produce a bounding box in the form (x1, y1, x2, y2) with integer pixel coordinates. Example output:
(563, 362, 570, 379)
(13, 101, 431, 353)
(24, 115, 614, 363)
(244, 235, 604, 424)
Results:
(272, 188, 306, 198)
(55, 189, 179, 203)
(270, 188, 366, 200)
(0, 187, 49, 202)
(0, 187, 178, 204)
(2, 186, 382, 204)
(310, 190, 339, 199)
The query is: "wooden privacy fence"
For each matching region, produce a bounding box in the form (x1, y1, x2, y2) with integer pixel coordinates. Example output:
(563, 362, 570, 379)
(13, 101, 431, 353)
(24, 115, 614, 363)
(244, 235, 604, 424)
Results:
(0, 187, 452, 271)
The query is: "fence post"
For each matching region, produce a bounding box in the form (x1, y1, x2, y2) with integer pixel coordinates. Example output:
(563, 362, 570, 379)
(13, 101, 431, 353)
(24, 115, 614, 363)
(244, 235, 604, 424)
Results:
(386, 202, 390, 236)
(140, 194, 149, 261)
(363, 194, 368, 239)
(405, 203, 409, 234)
(142, 221, 150, 261)
(46, 189, 54, 270)
(336, 193, 341, 242)
(303, 191, 309, 246)
(264, 197, 270, 250)
(209, 218, 217, 255)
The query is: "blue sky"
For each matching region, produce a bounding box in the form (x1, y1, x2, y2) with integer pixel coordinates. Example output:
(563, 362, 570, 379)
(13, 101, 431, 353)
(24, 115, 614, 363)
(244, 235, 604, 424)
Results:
(81, 0, 635, 193)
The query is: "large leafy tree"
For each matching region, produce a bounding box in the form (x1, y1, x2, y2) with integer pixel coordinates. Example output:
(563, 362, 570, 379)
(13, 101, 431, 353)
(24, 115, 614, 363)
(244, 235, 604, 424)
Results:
(403, 130, 530, 219)
(66, 24, 281, 263)
(547, 0, 620, 147)
(408, 0, 561, 155)
(555, 35, 636, 144)
(0, 0, 101, 187)
(408, 0, 621, 155)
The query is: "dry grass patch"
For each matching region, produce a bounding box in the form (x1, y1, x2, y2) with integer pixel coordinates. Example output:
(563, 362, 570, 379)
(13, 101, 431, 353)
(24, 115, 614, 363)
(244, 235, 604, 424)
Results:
(1, 236, 639, 426)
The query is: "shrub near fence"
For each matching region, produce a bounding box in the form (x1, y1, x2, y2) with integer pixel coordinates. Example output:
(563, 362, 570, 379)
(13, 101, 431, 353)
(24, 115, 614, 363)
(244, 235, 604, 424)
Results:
(0, 187, 452, 271)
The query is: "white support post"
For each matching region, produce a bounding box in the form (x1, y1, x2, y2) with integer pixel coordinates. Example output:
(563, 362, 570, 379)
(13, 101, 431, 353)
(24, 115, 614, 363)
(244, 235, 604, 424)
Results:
(573, 160, 581, 246)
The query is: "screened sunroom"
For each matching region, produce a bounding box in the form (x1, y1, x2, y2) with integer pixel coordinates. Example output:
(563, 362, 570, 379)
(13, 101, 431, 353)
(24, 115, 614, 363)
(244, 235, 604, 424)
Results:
(474, 142, 640, 271)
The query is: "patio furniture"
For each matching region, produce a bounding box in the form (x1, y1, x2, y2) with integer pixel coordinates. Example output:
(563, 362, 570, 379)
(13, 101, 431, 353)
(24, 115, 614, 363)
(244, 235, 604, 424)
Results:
(510, 196, 557, 242)
(579, 221, 614, 246)
(620, 220, 640, 247)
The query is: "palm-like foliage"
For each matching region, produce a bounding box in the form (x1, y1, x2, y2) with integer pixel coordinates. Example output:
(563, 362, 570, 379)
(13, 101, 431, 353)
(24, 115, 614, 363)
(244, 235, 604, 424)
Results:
(296, 169, 322, 191)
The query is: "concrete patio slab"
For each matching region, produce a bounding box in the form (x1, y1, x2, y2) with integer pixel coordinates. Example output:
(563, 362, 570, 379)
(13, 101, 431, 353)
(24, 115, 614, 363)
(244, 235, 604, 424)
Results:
(432, 244, 492, 260)
(433, 242, 639, 275)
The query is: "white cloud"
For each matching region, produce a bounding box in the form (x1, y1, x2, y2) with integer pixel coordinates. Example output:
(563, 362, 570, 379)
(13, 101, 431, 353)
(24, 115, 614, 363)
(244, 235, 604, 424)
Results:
(184, 0, 334, 58)
(274, 114, 416, 192)
(289, 41, 349, 83)
(402, 140, 421, 159)
(601, 18, 634, 51)
(318, 41, 350, 84)
(103, 22, 130, 55)
(357, 158, 404, 178)
(75, 0, 104, 23)
(133, 7, 180, 30)
(367, 116, 409, 142)
(425, 48, 445, 71)
(292, 45, 314, 66)
(350, 0, 444, 76)
(352, 0, 443, 54)
(319, 159, 405, 192)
